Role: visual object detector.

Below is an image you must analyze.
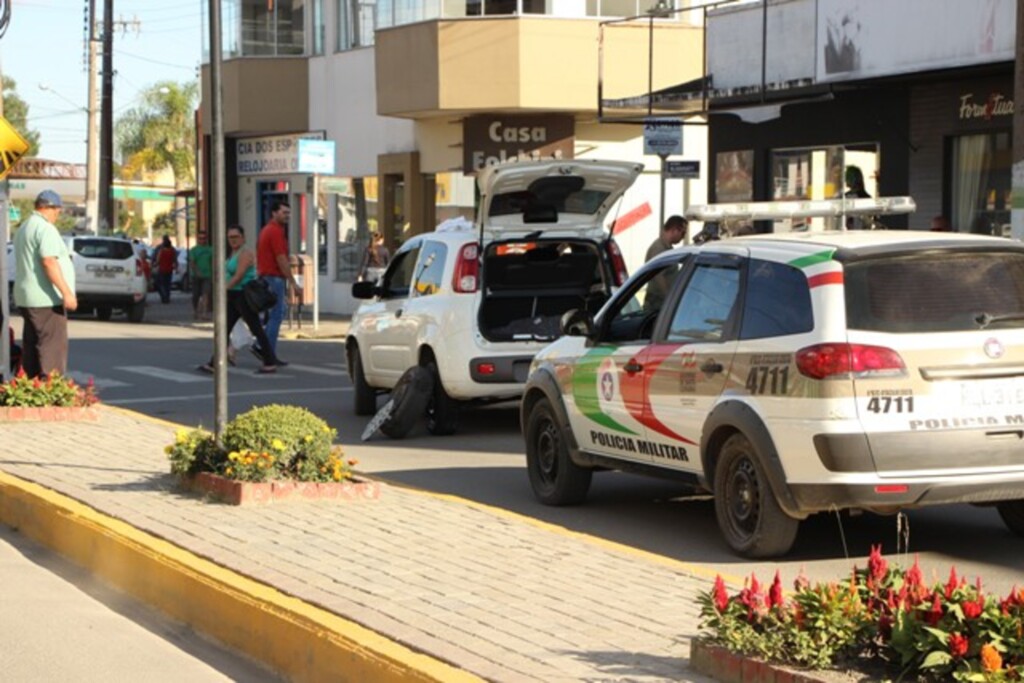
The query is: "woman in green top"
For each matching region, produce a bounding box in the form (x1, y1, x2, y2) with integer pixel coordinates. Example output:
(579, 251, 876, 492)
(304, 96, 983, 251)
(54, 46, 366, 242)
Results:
(198, 225, 280, 374)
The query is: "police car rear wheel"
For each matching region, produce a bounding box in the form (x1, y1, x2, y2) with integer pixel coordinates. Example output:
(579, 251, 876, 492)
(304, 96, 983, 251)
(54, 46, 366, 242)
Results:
(526, 398, 591, 505)
(996, 500, 1024, 537)
(714, 433, 798, 558)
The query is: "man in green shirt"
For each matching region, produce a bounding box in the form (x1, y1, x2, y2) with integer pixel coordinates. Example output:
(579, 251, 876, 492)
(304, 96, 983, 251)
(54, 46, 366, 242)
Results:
(13, 190, 77, 378)
(189, 237, 213, 320)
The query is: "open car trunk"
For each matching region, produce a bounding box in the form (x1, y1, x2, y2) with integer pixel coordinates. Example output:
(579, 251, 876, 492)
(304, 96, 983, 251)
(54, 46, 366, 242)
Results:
(479, 239, 610, 342)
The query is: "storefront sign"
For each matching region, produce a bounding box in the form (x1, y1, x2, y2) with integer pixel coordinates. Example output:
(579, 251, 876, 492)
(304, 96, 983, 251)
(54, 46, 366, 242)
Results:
(236, 131, 326, 176)
(297, 139, 336, 174)
(463, 115, 574, 173)
(958, 92, 1014, 121)
(644, 118, 683, 156)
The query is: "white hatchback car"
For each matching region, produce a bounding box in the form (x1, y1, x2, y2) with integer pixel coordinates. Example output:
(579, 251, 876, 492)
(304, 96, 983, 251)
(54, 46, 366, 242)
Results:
(347, 159, 639, 436)
(522, 208, 1024, 558)
(66, 235, 148, 322)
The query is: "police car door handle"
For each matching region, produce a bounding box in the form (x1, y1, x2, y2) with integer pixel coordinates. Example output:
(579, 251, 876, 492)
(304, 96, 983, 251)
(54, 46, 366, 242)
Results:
(624, 360, 643, 374)
(701, 360, 724, 374)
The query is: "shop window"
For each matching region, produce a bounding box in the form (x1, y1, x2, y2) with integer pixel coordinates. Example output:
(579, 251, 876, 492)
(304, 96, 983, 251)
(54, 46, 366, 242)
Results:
(951, 131, 1012, 238)
(769, 144, 878, 232)
(334, 177, 379, 282)
(337, 0, 378, 50)
(312, 0, 325, 55)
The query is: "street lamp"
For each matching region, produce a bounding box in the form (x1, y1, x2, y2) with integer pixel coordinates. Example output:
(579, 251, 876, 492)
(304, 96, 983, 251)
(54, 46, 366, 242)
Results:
(39, 83, 99, 234)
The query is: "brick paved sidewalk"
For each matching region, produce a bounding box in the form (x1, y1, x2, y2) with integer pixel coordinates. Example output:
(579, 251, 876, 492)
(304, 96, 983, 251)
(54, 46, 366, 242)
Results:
(0, 407, 716, 682)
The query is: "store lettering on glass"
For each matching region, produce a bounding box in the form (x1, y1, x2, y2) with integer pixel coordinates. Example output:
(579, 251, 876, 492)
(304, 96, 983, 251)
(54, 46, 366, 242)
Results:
(959, 92, 1014, 121)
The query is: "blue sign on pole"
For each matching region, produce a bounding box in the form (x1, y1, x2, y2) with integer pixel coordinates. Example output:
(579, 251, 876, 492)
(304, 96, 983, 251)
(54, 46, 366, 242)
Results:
(297, 139, 336, 174)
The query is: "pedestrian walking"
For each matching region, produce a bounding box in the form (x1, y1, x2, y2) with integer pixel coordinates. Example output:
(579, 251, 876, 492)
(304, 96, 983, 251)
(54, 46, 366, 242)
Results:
(198, 225, 280, 374)
(154, 235, 178, 304)
(255, 200, 301, 364)
(13, 190, 77, 379)
(189, 236, 213, 320)
(358, 232, 390, 282)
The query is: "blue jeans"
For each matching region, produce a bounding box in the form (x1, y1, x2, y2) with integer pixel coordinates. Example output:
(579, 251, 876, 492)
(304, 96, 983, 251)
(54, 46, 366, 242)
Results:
(263, 275, 287, 355)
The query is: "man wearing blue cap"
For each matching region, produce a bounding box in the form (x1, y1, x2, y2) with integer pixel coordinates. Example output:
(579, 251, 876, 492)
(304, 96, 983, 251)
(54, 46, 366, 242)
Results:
(13, 190, 77, 378)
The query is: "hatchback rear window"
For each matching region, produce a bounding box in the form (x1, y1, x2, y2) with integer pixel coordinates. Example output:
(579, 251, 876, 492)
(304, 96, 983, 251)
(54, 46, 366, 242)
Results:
(73, 239, 135, 260)
(845, 250, 1024, 332)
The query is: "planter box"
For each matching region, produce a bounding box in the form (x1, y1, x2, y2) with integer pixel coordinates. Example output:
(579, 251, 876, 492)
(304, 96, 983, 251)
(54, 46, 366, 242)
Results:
(0, 406, 100, 422)
(181, 472, 381, 506)
(690, 639, 832, 683)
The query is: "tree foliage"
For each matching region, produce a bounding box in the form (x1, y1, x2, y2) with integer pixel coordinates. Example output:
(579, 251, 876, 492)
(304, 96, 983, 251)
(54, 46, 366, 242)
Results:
(1, 76, 41, 157)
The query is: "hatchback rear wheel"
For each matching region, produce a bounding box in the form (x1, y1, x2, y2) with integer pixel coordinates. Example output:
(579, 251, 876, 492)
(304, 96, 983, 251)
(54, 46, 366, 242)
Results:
(525, 397, 591, 505)
(996, 500, 1024, 537)
(713, 433, 799, 558)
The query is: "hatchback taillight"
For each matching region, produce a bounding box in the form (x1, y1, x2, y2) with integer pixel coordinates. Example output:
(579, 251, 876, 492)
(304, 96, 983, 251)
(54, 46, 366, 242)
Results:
(135, 257, 144, 277)
(605, 239, 628, 286)
(452, 242, 480, 293)
(795, 343, 906, 380)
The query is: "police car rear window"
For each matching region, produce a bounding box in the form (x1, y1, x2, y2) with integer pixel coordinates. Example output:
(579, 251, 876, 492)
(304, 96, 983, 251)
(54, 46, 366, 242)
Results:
(844, 251, 1024, 332)
(73, 239, 135, 260)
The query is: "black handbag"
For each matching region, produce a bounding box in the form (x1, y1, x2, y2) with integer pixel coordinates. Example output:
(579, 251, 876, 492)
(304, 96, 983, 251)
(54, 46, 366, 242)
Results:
(243, 277, 278, 312)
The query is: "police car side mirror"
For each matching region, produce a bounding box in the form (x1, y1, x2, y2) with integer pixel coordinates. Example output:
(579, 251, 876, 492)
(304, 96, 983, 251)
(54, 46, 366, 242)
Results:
(352, 281, 380, 299)
(561, 308, 594, 338)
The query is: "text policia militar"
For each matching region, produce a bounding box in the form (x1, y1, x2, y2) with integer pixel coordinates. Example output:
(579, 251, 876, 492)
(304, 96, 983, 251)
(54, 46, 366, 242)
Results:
(589, 431, 689, 462)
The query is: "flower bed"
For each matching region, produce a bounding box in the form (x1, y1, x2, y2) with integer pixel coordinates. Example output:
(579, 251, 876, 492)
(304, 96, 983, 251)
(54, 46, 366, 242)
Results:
(181, 471, 380, 505)
(696, 546, 1023, 682)
(0, 405, 100, 422)
(168, 405, 371, 505)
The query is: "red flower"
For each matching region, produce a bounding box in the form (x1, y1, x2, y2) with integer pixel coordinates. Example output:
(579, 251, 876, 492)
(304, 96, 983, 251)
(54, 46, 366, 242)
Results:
(32, 378, 41, 389)
(962, 598, 983, 620)
(712, 575, 729, 613)
(768, 570, 784, 609)
(793, 568, 810, 592)
(867, 544, 887, 583)
(948, 632, 969, 658)
(945, 566, 959, 600)
(925, 593, 943, 625)
(905, 555, 923, 588)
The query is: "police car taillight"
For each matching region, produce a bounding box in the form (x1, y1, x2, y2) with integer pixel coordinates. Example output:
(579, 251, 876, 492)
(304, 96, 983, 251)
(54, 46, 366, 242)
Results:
(605, 239, 628, 286)
(795, 343, 906, 380)
(452, 242, 480, 293)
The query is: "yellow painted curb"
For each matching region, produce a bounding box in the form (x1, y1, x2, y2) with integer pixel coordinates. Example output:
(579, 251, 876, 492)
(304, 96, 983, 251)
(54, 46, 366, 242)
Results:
(0, 470, 482, 683)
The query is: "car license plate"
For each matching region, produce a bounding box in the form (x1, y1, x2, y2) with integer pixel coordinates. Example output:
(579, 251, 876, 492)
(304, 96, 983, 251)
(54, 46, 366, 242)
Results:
(960, 378, 1024, 408)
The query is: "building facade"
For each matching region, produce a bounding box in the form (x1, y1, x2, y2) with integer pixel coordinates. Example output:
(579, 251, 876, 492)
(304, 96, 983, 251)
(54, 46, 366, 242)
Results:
(201, 0, 711, 315)
(702, 0, 1017, 235)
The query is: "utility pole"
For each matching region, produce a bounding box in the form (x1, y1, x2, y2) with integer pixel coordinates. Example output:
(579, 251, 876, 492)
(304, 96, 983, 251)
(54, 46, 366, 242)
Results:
(85, 0, 100, 234)
(1013, 0, 1024, 241)
(0, 62, 9, 380)
(98, 0, 113, 234)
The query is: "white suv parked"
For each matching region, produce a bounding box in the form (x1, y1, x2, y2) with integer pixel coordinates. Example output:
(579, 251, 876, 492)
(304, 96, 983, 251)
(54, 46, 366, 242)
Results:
(522, 199, 1024, 558)
(347, 159, 640, 436)
(66, 235, 148, 322)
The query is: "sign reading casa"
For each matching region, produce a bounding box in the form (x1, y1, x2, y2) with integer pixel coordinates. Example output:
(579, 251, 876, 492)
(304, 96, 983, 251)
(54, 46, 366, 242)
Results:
(463, 114, 574, 173)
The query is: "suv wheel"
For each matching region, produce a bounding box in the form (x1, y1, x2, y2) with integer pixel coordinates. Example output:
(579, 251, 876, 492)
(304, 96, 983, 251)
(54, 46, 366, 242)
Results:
(127, 300, 146, 323)
(714, 433, 799, 558)
(425, 361, 459, 435)
(350, 348, 377, 416)
(996, 500, 1024, 537)
(525, 397, 592, 505)
(380, 366, 433, 439)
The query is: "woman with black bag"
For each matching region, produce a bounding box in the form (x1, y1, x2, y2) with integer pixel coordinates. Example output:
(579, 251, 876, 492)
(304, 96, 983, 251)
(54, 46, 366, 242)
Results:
(197, 225, 281, 374)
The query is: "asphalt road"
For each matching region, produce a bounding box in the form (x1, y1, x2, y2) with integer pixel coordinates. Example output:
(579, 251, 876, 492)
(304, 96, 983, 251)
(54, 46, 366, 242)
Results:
(17, 307, 1024, 597)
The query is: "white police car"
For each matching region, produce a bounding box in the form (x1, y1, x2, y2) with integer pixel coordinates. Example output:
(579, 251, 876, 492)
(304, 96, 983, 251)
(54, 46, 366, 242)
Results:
(521, 197, 1024, 557)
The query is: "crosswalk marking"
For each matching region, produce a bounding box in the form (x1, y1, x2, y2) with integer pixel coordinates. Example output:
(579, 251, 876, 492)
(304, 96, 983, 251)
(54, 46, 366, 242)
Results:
(119, 365, 211, 384)
(284, 363, 348, 377)
(66, 370, 129, 389)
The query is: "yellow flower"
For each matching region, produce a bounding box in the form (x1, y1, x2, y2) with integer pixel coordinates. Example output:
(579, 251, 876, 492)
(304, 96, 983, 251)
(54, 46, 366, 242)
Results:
(175, 430, 189, 445)
(321, 425, 330, 433)
(347, 458, 359, 467)
(304, 435, 313, 443)
(225, 467, 234, 476)
(271, 438, 285, 451)
(164, 445, 173, 454)
(228, 451, 239, 461)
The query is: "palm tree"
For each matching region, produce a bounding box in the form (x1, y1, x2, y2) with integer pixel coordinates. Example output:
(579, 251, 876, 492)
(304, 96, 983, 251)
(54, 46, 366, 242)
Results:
(116, 81, 197, 245)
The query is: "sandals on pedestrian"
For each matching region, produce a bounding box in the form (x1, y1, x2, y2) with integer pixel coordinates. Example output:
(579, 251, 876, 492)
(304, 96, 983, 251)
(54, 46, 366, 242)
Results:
(256, 365, 277, 374)
(197, 363, 214, 374)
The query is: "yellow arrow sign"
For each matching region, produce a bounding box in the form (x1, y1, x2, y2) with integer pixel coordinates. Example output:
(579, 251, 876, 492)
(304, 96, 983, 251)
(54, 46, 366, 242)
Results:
(0, 115, 30, 180)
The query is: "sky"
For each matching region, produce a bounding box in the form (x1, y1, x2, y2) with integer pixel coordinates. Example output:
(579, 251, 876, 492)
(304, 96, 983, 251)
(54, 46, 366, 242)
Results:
(1, 0, 203, 164)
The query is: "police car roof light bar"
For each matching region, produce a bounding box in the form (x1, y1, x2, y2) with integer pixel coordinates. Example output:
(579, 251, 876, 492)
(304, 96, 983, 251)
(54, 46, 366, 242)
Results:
(685, 196, 917, 223)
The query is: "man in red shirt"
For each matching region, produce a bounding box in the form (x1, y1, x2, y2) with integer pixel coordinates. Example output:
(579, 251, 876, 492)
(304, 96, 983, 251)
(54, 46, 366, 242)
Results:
(256, 200, 302, 364)
(154, 235, 178, 304)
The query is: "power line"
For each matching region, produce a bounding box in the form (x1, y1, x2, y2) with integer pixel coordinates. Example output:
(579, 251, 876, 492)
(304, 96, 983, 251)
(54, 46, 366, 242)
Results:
(115, 48, 196, 70)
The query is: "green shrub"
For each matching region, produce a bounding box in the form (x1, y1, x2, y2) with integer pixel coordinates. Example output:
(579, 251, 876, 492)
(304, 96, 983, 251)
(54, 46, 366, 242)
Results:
(167, 405, 353, 483)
